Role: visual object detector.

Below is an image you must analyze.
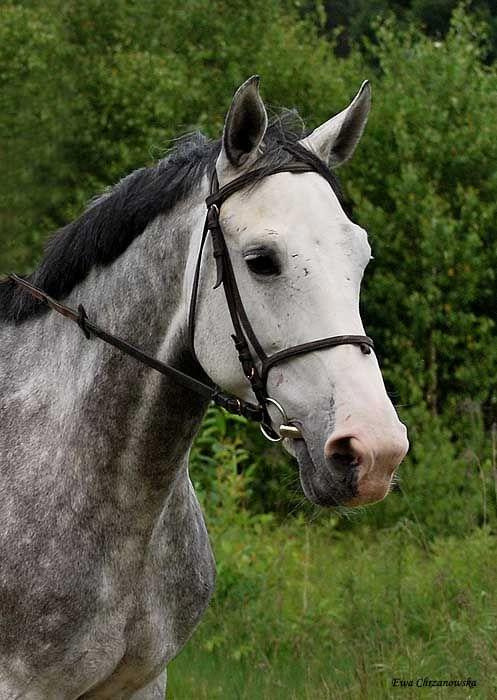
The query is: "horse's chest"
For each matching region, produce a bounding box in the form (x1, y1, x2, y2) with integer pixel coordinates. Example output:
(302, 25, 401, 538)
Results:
(81, 541, 215, 697)
(124, 528, 216, 661)
(0, 497, 216, 699)
(83, 510, 216, 694)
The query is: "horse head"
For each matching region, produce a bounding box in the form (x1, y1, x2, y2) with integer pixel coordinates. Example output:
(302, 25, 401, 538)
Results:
(191, 76, 409, 507)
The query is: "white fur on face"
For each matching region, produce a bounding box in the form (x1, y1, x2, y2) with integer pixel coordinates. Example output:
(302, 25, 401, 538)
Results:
(192, 169, 407, 496)
(193, 170, 371, 391)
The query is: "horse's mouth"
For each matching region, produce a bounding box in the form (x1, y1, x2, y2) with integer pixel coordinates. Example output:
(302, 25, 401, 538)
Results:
(289, 437, 359, 508)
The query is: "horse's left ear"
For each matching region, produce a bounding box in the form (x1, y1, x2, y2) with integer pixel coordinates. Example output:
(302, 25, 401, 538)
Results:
(300, 81, 371, 167)
(219, 75, 268, 170)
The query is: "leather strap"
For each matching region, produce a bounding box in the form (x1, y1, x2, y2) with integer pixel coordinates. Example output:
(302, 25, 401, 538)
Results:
(9, 146, 375, 438)
(8, 274, 264, 422)
(187, 153, 374, 437)
(205, 162, 316, 208)
(261, 335, 373, 383)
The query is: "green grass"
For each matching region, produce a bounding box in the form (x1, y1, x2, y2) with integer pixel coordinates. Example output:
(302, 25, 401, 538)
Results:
(168, 521, 497, 699)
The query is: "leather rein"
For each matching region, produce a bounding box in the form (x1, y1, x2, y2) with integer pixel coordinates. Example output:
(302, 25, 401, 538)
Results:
(9, 146, 374, 442)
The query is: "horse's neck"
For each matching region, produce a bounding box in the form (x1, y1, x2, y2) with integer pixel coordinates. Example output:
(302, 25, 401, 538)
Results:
(1, 193, 209, 516)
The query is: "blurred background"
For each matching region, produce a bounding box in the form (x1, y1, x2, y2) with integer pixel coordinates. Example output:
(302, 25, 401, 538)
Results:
(1, 1, 496, 697)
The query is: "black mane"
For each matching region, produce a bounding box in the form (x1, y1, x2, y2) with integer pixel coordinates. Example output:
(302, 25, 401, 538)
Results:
(0, 113, 343, 322)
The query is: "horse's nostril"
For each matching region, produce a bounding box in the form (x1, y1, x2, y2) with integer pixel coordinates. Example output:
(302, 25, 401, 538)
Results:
(331, 452, 357, 468)
(328, 437, 360, 470)
(325, 434, 365, 472)
(331, 437, 353, 454)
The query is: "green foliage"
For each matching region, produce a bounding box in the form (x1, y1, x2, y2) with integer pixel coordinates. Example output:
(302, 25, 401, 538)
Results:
(0, 4, 71, 269)
(190, 406, 272, 531)
(0, 0, 360, 270)
(351, 7, 497, 420)
(324, 0, 497, 61)
(168, 524, 497, 697)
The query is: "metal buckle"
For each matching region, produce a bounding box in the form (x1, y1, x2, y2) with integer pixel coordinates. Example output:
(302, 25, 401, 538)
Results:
(260, 397, 302, 442)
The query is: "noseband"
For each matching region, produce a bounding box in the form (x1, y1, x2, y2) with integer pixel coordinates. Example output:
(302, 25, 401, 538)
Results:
(9, 145, 373, 442)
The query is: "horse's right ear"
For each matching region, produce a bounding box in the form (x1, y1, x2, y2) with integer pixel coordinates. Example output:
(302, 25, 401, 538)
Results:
(218, 75, 268, 172)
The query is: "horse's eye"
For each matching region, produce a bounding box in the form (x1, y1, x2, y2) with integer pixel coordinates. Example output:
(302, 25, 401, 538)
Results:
(244, 252, 280, 276)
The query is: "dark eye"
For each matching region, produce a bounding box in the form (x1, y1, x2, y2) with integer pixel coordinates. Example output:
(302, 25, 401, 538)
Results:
(244, 251, 280, 276)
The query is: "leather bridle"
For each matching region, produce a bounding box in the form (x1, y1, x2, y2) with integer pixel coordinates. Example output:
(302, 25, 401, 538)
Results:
(9, 144, 374, 442)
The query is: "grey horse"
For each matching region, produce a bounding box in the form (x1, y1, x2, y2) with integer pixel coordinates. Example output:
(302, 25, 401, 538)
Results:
(0, 77, 408, 698)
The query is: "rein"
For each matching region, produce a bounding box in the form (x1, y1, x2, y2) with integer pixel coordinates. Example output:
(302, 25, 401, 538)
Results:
(9, 146, 374, 442)
(8, 274, 266, 424)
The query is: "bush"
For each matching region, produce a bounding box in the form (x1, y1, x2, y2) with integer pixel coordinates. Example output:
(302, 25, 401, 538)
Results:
(168, 523, 497, 698)
(350, 7, 497, 422)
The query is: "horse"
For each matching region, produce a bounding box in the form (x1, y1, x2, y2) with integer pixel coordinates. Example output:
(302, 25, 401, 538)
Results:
(0, 76, 408, 698)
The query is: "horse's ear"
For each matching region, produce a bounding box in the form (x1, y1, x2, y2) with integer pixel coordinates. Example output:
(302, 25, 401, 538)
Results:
(220, 75, 268, 169)
(300, 81, 371, 167)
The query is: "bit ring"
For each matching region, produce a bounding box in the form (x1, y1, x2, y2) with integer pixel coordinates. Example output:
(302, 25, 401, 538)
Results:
(260, 397, 301, 442)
